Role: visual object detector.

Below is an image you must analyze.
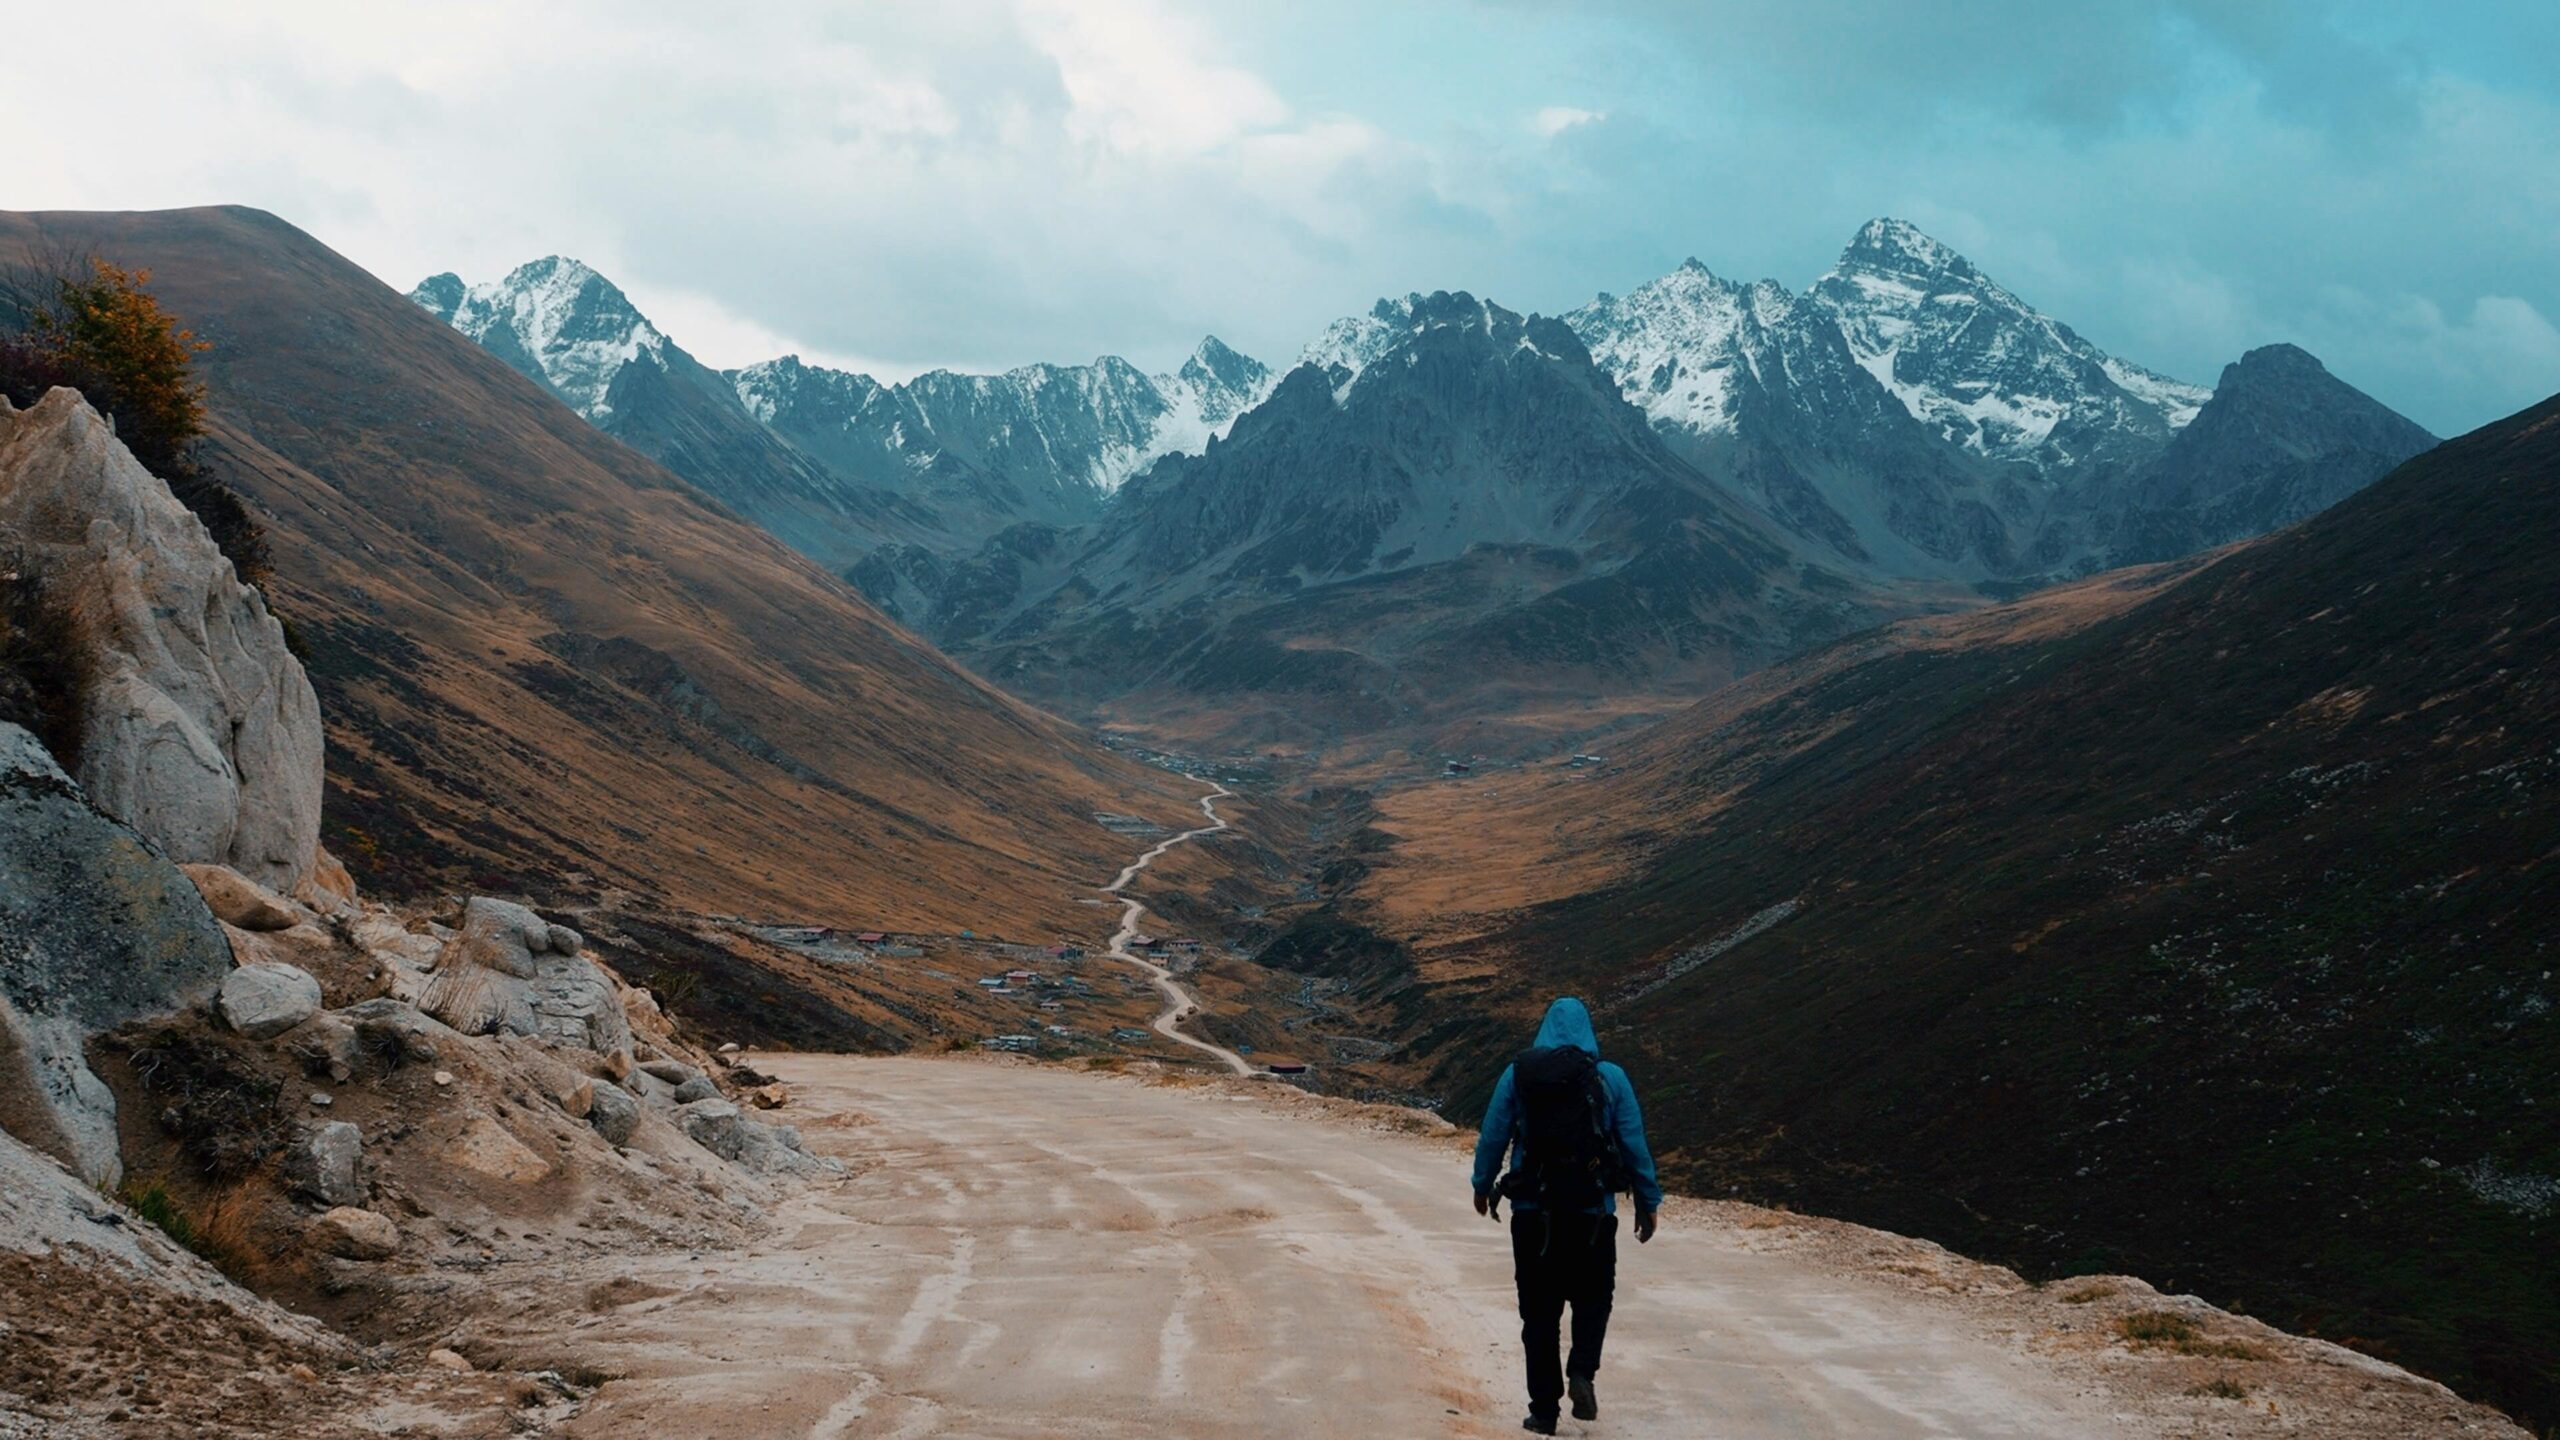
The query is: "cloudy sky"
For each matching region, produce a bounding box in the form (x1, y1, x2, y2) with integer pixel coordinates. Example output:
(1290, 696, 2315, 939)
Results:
(9, 0, 2556, 434)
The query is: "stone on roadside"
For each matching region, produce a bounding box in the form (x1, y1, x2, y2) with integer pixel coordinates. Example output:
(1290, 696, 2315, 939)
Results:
(671, 1075, 720, 1104)
(601, 1049, 633, 1082)
(432, 1070, 455, 1088)
(717, 1042, 741, 1054)
(278, 1012, 364, 1083)
(585, 1080, 639, 1146)
(639, 1059, 699, 1086)
(180, 863, 302, 932)
(425, 1348, 472, 1372)
(218, 962, 324, 1040)
(747, 1084, 790, 1110)
(562, 1079, 595, 1119)
(310, 1206, 399, 1260)
(675, 1098, 750, 1161)
(287, 1121, 364, 1206)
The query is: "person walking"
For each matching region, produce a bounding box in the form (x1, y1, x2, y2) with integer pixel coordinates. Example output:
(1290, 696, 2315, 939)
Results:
(1472, 996, 1662, 1433)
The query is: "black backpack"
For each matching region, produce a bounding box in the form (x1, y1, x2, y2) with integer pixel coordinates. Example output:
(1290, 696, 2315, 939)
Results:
(1496, 1045, 1626, 1210)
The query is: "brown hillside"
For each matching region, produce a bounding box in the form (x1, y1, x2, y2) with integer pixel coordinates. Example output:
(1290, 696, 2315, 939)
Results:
(0, 206, 1202, 936)
(1348, 400, 2560, 1428)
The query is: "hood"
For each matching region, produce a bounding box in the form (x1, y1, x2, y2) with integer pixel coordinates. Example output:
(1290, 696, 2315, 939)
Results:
(1534, 997, 1599, 1055)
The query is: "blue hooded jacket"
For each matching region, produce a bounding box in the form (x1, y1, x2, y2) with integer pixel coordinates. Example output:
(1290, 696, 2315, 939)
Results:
(1470, 997, 1663, 1215)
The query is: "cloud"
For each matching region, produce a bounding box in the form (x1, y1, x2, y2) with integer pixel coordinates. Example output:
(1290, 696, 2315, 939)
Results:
(0, 0, 2551, 431)
(1531, 106, 1604, 137)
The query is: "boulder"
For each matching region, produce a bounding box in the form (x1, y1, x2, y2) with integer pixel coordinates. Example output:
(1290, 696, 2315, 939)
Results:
(0, 389, 322, 891)
(562, 1079, 595, 1120)
(639, 1059, 700, 1086)
(287, 1120, 364, 1206)
(309, 1206, 399, 1261)
(421, 897, 632, 1056)
(339, 997, 446, 1065)
(545, 923, 583, 956)
(747, 1084, 790, 1110)
(0, 724, 232, 1187)
(278, 1012, 364, 1082)
(217, 962, 323, 1040)
(675, 1098, 751, 1161)
(585, 1080, 639, 1146)
(671, 1075, 720, 1104)
(180, 863, 302, 931)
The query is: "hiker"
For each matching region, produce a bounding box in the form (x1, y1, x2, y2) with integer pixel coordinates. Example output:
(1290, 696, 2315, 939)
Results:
(1471, 996, 1662, 1434)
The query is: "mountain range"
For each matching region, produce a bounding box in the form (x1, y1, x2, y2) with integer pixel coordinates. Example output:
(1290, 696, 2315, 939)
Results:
(416, 222, 2435, 751)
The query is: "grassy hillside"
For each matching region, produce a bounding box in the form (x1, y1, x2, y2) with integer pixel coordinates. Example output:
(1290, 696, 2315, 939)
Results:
(1360, 397, 2560, 1429)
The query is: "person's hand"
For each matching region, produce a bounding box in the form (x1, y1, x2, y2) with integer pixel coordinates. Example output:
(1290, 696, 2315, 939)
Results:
(1474, 1190, 1497, 1219)
(1634, 1208, 1658, 1244)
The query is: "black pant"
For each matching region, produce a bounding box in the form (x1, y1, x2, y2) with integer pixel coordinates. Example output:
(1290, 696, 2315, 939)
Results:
(1510, 1209, 1617, 1418)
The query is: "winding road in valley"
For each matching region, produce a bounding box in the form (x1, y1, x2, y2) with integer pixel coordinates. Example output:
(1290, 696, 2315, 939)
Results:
(1101, 786, 1256, 1077)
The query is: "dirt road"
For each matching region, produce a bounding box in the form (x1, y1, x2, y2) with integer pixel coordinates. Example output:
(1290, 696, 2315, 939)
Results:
(527, 1055, 2144, 1439)
(1099, 787, 1255, 1076)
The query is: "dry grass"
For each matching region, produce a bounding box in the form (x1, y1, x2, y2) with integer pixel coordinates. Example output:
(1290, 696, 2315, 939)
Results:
(2057, 1280, 2118, 1304)
(2116, 1310, 2274, 1361)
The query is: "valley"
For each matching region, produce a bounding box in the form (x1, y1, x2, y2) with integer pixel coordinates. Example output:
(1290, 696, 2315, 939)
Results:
(0, 178, 2546, 1440)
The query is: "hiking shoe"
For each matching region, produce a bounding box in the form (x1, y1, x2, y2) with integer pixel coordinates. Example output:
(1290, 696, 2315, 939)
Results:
(1568, 1375, 1598, 1420)
(1522, 1414, 1558, 1436)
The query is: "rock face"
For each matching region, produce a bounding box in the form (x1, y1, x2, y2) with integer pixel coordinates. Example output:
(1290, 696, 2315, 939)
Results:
(217, 962, 323, 1040)
(0, 389, 324, 891)
(420, 897, 631, 1055)
(0, 723, 232, 1186)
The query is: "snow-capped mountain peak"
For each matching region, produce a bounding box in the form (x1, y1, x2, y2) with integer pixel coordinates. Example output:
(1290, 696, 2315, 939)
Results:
(408, 257, 669, 422)
(1808, 218, 2210, 468)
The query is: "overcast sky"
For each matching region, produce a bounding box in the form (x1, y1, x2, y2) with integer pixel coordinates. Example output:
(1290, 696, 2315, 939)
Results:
(9, 0, 2556, 434)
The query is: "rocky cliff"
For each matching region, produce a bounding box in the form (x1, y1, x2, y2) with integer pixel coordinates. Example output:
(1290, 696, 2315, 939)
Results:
(0, 387, 323, 891)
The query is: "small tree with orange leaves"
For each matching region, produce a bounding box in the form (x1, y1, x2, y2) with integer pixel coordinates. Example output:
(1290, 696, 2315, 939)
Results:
(26, 260, 211, 477)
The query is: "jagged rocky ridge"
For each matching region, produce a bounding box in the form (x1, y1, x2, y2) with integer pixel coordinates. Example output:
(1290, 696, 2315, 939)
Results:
(1567, 218, 2434, 580)
(413, 260, 1275, 557)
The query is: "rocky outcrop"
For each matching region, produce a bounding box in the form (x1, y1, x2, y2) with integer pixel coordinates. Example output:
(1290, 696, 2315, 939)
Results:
(0, 723, 232, 1186)
(419, 897, 631, 1056)
(0, 388, 323, 891)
